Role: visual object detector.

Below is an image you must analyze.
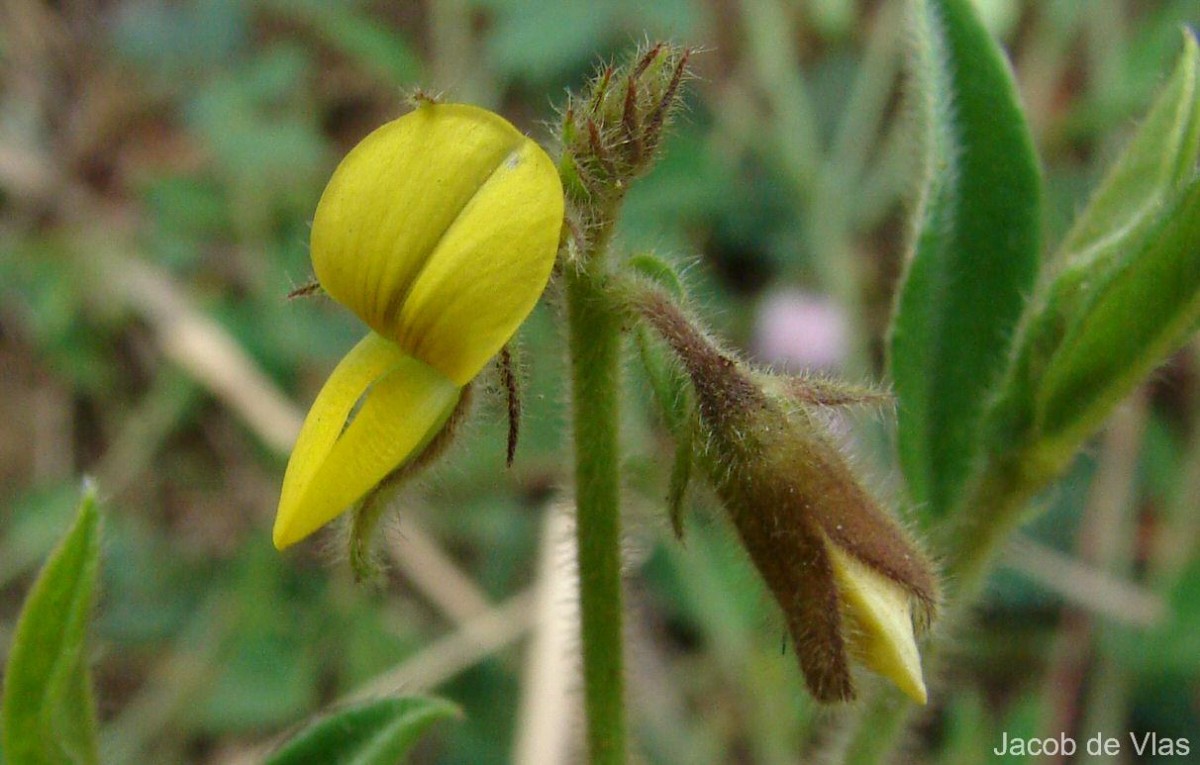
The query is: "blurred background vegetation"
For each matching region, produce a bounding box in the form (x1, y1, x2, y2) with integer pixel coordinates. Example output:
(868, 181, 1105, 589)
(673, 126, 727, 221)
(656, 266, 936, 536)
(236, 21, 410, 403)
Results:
(2, 0, 1199, 762)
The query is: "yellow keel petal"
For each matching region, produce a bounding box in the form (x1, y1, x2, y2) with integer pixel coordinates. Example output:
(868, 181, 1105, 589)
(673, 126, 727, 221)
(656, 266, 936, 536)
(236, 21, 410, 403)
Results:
(828, 544, 929, 704)
(274, 333, 461, 549)
(276, 333, 400, 537)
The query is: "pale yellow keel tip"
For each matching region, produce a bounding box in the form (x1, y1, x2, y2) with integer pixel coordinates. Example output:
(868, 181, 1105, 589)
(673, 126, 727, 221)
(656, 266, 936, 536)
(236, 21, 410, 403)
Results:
(829, 545, 929, 705)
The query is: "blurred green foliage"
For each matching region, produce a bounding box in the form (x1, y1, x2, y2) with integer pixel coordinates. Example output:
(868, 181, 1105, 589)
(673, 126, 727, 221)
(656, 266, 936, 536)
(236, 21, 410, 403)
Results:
(1, 1, 1199, 763)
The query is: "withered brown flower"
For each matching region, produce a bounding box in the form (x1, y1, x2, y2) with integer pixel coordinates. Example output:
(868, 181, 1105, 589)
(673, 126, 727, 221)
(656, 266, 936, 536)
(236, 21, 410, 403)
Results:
(636, 288, 939, 703)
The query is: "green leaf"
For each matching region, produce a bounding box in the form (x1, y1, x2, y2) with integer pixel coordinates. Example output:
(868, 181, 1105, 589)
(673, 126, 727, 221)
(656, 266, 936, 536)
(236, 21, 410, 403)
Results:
(666, 416, 695, 540)
(635, 322, 698, 536)
(634, 300, 700, 537)
(2, 485, 102, 765)
(1036, 178, 1200, 447)
(889, 0, 1042, 518)
(635, 326, 694, 439)
(627, 252, 686, 300)
(987, 33, 1200, 460)
(1057, 33, 1200, 268)
(266, 697, 460, 765)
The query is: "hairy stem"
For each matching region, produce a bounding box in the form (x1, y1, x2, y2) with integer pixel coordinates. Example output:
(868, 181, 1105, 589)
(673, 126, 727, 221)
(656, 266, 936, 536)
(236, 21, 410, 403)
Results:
(941, 450, 1047, 592)
(566, 260, 626, 765)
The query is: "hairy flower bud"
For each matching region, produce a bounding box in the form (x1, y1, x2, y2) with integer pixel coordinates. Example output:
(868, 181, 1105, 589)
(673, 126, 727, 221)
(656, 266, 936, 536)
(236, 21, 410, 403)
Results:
(559, 43, 691, 227)
(636, 289, 939, 703)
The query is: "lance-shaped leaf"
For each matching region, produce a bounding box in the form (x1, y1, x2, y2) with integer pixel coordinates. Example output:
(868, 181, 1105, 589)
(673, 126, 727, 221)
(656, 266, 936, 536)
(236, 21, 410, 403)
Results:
(1036, 178, 1200, 450)
(1056, 33, 1200, 271)
(889, 0, 1042, 518)
(265, 696, 459, 765)
(987, 33, 1200, 459)
(2, 486, 102, 765)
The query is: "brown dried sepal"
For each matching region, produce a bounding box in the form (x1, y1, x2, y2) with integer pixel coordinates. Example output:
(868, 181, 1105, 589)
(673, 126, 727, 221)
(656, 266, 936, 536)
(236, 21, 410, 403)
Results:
(764, 374, 894, 411)
(499, 345, 521, 467)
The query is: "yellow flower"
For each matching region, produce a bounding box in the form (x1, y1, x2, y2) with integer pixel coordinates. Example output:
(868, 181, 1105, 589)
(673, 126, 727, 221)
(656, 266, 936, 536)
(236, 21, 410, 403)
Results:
(274, 103, 563, 549)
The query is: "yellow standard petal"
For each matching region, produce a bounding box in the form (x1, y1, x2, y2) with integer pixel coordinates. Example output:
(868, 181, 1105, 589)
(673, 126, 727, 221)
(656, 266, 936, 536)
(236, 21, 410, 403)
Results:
(310, 103, 563, 383)
(274, 333, 461, 549)
(828, 544, 929, 704)
(396, 135, 563, 384)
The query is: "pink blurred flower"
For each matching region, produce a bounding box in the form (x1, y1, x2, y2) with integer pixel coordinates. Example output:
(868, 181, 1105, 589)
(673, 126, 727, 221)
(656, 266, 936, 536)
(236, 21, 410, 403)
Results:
(754, 290, 848, 371)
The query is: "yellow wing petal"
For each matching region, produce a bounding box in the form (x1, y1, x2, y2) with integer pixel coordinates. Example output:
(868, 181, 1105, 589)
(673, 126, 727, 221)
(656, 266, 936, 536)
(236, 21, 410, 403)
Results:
(274, 333, 461, 549)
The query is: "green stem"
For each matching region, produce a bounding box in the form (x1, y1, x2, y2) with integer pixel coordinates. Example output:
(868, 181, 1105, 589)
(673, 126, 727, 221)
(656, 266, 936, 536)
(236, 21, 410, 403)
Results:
(940, 452, 1045, 592)
(566, 262, 626, 765)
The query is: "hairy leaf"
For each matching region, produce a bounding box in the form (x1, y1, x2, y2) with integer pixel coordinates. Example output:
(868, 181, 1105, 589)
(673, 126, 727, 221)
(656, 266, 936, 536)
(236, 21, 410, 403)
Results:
(1037, 179, 1200, 448)
(987, 33, 1200, 459)
(889, 0, 1042, 518)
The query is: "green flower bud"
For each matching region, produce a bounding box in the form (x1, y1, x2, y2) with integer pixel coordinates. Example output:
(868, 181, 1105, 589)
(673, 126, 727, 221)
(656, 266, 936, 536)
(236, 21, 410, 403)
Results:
(559, 43, 691, 225)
